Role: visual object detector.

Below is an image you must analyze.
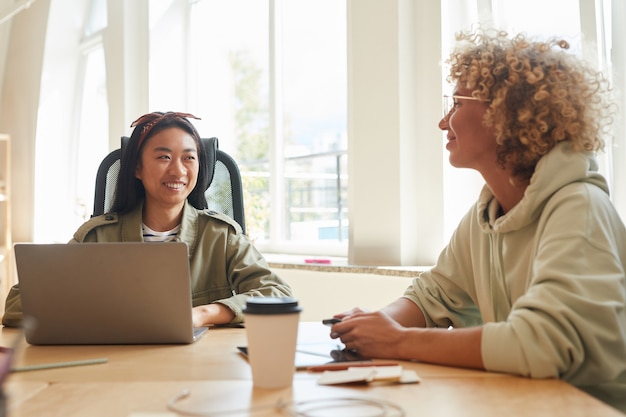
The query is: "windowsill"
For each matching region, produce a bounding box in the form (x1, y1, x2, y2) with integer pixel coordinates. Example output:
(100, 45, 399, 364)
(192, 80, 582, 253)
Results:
(264, 253, 430, 278)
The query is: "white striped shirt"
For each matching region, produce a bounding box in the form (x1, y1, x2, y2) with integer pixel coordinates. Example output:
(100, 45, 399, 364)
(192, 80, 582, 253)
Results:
(142, 223, 180, 242)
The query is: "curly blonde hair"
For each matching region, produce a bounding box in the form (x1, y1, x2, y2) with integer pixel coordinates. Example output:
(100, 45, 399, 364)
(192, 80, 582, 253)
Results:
(446, 28, 613, 182)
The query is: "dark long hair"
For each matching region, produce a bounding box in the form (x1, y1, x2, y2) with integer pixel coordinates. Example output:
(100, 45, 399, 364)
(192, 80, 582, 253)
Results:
(109, 112, 210, 214)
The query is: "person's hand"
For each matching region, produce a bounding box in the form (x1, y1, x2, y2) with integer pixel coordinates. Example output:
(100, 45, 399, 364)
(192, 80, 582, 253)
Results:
(332, 306, 370, 320)
(192, 304, 235, 327)
(329, 310, 406, 359)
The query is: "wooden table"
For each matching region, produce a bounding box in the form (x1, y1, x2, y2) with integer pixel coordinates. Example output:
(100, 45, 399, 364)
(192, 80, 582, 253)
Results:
(0, 323, 622, 417)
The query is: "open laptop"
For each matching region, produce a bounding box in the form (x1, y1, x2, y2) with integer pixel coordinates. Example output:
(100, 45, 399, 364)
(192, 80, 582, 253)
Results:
(13, 242, 208, 345)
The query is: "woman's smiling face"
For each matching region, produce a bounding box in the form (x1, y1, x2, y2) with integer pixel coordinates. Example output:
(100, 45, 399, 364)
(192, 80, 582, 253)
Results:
(135, 127, 199, 211)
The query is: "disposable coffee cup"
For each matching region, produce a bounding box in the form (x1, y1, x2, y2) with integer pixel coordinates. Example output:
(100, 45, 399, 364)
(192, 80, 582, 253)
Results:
(244, 297, 302, 388)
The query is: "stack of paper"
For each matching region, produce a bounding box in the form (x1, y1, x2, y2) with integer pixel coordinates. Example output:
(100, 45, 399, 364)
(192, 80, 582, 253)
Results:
(317, 365, 420, 385)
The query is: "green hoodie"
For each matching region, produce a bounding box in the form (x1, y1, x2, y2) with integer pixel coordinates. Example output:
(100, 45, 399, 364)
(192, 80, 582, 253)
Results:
(404, 142, 626, 412)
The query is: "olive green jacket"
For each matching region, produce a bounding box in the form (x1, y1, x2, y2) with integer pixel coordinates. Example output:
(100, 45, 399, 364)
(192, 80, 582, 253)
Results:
(2, 202, 292, 327)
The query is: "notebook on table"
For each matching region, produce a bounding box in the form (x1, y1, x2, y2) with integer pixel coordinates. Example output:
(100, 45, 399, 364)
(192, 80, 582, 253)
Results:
(13, 242, 208, 345)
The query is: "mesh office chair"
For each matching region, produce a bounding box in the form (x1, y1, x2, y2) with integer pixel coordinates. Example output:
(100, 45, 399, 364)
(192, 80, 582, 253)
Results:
(92, 136, 246, 234)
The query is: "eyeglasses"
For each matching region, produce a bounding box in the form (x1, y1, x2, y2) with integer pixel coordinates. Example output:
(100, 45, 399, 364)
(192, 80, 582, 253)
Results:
(442, 95, 489, 118)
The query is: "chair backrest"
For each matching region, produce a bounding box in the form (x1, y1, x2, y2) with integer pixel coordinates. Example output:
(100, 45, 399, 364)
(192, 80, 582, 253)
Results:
(92, 136, 246, 234)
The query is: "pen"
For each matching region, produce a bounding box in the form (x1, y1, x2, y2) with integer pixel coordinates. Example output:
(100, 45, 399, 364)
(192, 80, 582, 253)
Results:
(11, 358, 109, 372)
(307, 360, 399, 372)
(322, 318, 342, 326)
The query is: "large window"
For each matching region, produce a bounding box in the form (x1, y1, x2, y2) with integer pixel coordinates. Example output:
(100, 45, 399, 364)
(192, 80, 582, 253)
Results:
(187, 0, 348, 254)
(35, 0, 348, 257)
(33, 0, 109, 242)
(72, 0, 109, 230)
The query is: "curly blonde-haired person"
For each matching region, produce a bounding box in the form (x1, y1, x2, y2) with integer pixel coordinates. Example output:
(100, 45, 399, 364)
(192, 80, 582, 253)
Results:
(329, 29, 626, 413)
(446, 29, 613, 183)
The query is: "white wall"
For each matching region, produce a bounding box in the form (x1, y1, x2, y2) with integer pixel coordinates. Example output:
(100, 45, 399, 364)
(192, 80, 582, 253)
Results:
(0, 0, 49, 243)
(276, 267, 413, 321)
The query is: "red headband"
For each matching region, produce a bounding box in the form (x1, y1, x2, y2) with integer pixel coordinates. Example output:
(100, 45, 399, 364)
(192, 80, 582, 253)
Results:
(130, 112, 201, 150)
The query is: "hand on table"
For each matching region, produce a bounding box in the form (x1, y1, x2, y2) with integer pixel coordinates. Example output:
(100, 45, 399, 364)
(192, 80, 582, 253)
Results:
(329, 309, 407, 360)
(192, 303, 235, 327)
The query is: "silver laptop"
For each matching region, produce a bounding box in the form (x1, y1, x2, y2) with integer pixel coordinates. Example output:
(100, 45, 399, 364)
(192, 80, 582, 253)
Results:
(13, 242, 208, 345)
